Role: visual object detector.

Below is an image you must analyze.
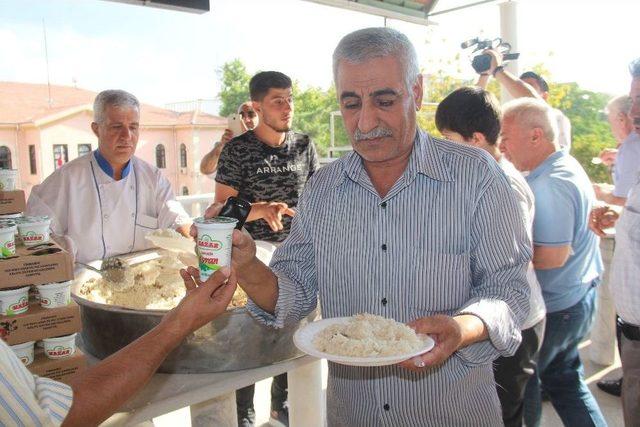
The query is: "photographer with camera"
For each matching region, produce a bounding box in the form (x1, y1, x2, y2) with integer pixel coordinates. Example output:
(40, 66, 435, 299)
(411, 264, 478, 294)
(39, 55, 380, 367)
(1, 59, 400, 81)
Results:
(475, 49, 572, 153)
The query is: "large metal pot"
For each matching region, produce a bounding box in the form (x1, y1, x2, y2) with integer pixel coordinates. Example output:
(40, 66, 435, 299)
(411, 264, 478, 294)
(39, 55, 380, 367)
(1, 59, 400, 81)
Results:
(71, 260, 317, 373)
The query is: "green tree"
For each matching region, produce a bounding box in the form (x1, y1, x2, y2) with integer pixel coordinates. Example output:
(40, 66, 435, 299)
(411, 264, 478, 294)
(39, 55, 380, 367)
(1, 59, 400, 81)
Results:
(547, 82, 615, 183)
(292, 84, 348, 157)
(218, 59, 251, 117)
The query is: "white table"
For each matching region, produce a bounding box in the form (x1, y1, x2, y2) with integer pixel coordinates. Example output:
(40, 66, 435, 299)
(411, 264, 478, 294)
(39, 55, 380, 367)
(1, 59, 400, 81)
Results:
(95, 353, 323, 427)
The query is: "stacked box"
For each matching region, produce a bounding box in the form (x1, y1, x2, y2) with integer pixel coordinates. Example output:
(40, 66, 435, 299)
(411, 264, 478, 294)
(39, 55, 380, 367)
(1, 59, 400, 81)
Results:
(0, 188, 85, 384)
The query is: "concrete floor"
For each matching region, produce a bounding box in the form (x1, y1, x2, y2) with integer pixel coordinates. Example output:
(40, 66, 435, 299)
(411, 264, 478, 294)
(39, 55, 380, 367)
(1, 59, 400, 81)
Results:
(153, 336, 624, 426)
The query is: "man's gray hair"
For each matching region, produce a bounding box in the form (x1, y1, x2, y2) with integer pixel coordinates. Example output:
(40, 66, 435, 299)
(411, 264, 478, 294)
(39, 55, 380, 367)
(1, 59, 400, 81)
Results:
(93, 89, 140, 124)
(604, 94, 632, 116)
(332, 27, 420, 91)
(503, 97, 558, 146)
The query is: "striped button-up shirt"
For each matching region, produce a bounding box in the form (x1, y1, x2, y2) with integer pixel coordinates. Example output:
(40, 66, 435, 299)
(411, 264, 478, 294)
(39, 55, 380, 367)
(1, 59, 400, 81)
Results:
(0, 340, 73, 426)
(249, 130, 531, 426)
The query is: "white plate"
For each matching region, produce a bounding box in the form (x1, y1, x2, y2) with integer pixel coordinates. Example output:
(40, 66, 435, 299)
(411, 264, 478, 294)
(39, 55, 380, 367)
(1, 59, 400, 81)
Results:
(145, 234, 196, 254)
(294, 317, 435, 367)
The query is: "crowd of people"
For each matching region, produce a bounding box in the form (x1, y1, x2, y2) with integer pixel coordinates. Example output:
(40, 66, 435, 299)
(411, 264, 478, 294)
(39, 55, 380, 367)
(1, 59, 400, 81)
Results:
(0, 26, 638, 427)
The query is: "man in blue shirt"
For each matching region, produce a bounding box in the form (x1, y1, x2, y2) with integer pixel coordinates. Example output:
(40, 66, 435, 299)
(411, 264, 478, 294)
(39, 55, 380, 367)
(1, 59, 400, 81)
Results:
(500, 98, 605, 426)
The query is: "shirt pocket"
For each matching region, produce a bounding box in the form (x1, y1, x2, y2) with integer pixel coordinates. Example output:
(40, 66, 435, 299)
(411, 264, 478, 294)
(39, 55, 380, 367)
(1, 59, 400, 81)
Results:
(409, 250, 471, 318)
(136, 214, 159, 230)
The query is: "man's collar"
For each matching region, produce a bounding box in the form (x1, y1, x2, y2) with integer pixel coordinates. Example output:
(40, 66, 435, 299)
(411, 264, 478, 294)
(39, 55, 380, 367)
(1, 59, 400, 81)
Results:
(337, 130, 454, 187)
(527, 150, 565, 181)
(93, 149, 132, 179)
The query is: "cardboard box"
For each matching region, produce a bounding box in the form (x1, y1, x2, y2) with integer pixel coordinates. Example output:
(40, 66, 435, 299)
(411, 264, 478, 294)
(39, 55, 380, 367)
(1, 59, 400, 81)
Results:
(0, 241, 73, 289)
(29, 348, 86, 384)
(0, 190, 26, 215)
(0, 301, 81, 345)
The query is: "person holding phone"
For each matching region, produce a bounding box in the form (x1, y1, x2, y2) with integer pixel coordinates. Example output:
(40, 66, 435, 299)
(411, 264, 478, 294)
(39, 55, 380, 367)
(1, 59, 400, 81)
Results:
(200, 101, 258, 176)
(214, 71, 318, 427)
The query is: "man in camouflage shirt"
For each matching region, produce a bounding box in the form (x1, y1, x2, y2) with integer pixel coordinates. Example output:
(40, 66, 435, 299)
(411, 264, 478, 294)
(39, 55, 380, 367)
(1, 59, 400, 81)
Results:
(215, 71, 318, 243)
(214, 71, 318, 426)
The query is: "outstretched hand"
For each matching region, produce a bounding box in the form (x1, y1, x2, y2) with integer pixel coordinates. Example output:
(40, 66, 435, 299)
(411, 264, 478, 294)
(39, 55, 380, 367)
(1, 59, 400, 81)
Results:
(162, 266, 237, 335)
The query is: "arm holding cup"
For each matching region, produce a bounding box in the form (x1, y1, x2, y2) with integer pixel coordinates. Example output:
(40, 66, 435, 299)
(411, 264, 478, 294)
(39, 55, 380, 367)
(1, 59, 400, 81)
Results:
(191, 203, 280, 315)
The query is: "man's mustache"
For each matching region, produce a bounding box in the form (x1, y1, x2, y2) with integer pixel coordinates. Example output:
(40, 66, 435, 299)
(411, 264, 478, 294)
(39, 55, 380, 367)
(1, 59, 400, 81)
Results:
(354, 127, 393, 141)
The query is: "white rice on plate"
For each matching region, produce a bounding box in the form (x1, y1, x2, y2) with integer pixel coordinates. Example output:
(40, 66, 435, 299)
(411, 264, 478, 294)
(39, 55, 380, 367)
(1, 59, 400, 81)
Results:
(313, 313, 423, 357)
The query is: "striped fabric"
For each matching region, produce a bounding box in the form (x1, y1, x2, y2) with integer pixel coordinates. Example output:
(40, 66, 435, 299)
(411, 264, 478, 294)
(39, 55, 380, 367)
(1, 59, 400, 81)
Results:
(248, 130, 532, 426)
(0, 340, 73, 426)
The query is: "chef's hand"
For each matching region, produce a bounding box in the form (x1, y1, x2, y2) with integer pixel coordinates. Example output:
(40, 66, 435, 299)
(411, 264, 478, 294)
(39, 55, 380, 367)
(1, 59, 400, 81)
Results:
(167, 266, 237, 334)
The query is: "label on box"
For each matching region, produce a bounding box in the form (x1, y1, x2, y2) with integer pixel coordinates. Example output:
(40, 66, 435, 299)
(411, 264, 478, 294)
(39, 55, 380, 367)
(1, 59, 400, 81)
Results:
(29, 349, 86, 385)
(0, 191, 26, 215)
(0, 241, 73, 289)
(0, 302, 82, 345)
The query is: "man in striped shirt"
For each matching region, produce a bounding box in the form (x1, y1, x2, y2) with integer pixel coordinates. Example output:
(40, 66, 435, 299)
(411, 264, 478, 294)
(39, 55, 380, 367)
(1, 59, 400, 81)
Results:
(0, 268, 236, 426)
(203, 27, 532, 425)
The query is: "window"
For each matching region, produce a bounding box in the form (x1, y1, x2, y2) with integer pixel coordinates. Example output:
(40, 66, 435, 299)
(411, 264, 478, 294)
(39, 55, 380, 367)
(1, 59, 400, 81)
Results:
(78, 144, 92, 157)
(181, 186, 189, 195)
(29, 145, 37, 175)
(0, 146, 12, 169)
(155, 144, 166, 169)
(180, 143, 187, 168)
(53, 145, 69, 170)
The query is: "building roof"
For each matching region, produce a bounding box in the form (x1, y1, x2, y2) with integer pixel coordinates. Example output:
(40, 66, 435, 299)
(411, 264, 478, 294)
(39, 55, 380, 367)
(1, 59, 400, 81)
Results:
(0, 81, 226, 127)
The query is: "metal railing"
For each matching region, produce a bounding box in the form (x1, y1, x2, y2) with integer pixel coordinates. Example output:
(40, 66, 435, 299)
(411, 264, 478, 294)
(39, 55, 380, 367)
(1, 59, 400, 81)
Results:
(175, 192, 214, 217)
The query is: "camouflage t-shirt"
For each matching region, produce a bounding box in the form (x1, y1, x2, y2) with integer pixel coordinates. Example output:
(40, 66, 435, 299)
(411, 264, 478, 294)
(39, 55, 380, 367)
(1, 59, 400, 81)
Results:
(215, 130, 319, 242)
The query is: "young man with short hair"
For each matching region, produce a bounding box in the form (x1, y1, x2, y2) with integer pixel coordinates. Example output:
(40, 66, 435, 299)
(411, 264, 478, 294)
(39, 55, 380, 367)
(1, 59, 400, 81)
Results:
(215, 71, 318, 427)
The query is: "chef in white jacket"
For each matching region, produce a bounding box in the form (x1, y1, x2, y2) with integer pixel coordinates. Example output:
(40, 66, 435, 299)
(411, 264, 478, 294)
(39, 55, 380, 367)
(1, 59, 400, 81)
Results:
(27, 89, 190, 263)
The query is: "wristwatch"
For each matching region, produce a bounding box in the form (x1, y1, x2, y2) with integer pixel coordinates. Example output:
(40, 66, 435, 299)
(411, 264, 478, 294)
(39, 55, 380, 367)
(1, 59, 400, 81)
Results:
(492, 65, 504, 77)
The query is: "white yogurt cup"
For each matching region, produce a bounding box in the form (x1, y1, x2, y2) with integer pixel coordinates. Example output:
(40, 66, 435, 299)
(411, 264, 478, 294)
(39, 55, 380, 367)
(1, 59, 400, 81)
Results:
(43, 333, 77, 359)
(193, 216, 237, 281)
(0, 223, 16, 258)
(10, 341, 35, 365)
(0, 213, 23, 221)
(36, 281, 72, 309)
(18, 216, 51, 247)
(0, 169, 18, 191)
(0, 286, 30, 315)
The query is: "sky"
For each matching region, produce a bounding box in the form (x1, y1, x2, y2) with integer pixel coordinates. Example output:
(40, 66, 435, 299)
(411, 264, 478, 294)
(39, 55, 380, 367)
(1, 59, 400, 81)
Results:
(0, 0, 637, 112)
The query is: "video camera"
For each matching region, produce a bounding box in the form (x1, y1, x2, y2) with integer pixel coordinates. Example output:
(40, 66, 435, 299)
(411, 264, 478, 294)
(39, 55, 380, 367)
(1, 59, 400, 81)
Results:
(461, 37, 520, 74)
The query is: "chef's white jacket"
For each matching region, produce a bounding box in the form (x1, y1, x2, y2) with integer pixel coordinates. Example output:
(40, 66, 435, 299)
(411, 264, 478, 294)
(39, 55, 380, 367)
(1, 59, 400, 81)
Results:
(27, 152, 189, 263)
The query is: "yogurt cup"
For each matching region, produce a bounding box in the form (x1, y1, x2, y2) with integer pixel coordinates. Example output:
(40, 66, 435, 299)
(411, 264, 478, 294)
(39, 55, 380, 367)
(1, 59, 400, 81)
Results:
(18, 216, 51, 247)
(0, 213, 23, 221)
(0, 286, 30, 315)
(193, 216, 237, 281)
(10, 341, 35, 366)
(0, 223, 16, 257)
(0, 169, 18, 191)
(43, 333, 77, 359)
(36, 281, 72, 308)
